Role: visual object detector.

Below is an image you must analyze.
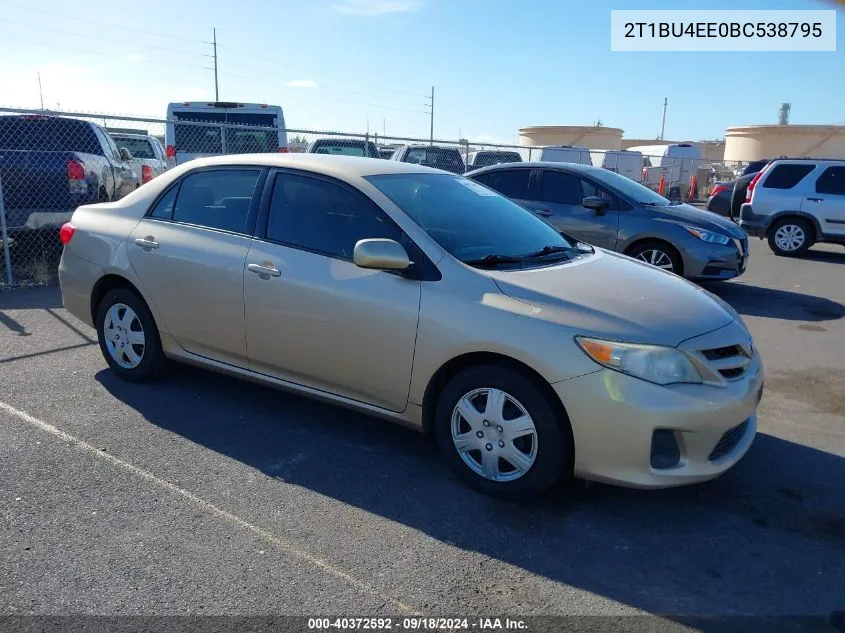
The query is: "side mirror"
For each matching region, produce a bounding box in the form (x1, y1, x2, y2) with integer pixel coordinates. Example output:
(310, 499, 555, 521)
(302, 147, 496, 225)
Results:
(582, 196, 609, 216)
(353, 238, 411, 271)
(119, 147, 133, 161)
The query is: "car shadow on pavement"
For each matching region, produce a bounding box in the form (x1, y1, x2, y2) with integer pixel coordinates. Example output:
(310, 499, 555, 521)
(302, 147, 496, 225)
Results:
(704, 282, 845, 322)
(97, 366, 845, 629)
(0, 286, 64, 310)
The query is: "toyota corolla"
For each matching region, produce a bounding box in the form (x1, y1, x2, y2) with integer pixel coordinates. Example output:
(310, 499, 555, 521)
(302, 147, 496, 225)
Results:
(59, 154, 763, 499)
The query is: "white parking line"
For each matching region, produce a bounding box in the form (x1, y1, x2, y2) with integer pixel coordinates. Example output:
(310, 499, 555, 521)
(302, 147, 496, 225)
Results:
(0, 399, 421, 615)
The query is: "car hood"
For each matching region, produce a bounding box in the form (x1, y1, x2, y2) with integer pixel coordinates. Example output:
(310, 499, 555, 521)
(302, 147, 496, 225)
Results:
(488, 250, 735, 347)
(647, 203, 745, 239)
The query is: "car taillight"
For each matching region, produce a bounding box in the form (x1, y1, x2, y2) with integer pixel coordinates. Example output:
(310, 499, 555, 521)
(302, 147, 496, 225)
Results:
(745, 164, 770, 203)
(59, 222, 76, 245)
(166, 145, 176, 158)
(709, 184, 727, 199)
(141, 164, 153, 184)
(278, 147, 288, 153)
(67, 159, 86, 194)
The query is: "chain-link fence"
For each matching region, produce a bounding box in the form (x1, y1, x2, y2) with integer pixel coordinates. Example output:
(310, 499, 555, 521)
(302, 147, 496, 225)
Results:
(0, 106, 750, 289)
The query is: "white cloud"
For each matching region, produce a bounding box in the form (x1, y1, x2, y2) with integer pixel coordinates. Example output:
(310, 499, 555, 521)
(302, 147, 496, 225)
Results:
(125, 54, 147, 64)
(332, 0, 423, 15)
(286, 79, 318, 89)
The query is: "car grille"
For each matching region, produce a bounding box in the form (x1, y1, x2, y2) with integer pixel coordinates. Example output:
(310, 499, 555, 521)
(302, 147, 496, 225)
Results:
(698, 343, 752, 381)
(709, 419, 750, 461)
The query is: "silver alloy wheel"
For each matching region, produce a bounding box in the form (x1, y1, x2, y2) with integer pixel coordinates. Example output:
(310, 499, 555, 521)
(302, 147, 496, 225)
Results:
(774, 224, 806, 252)
(103, 303, 145, 369)
(450, 387, 538, 482)
(636, 249, 674, 271)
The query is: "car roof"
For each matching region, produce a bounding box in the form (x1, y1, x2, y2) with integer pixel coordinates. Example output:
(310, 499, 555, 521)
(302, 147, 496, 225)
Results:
(175, 153, 450, 177)
(110, 133, 151, 139)
(467, 161, 604, 175)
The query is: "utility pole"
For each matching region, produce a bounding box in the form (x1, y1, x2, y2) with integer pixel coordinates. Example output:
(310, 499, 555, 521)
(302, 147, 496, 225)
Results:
(212, 27, 219, 101)
(37, 72, 44, 110)
(660, 97, 668, 140)
(426, 86, 434, 144)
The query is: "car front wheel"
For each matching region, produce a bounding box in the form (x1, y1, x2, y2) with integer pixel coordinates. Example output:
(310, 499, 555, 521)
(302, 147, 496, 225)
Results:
(95, 287, 166, 382)
(434, 365, 573, 500)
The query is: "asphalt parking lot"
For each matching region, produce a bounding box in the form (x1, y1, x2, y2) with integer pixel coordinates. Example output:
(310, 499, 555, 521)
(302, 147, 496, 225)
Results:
(1, 238, 843, 629)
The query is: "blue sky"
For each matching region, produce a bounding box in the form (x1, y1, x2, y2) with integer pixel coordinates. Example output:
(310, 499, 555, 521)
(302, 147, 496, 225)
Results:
(0, 0, 842, 144)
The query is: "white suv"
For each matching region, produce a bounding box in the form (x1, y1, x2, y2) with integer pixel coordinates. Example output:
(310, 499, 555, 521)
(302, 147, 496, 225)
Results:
(740, 158, 845, 256)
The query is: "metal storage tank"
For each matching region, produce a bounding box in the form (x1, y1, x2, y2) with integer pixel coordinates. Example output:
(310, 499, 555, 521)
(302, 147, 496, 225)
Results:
(519, 126, 624, 150)
(724, 125, 845, 162)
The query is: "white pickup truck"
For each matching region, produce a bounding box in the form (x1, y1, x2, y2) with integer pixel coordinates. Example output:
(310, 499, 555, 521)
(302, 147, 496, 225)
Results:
(108, 132, 169, 187)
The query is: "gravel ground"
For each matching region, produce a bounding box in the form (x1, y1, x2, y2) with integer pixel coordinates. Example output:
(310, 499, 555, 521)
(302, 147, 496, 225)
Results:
(1, 239, 843, 631)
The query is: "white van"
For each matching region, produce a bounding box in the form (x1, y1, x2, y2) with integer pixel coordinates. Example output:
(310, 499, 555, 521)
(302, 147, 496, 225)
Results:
(165, 102, 288, 165)
(626, 143, 700, 190)
(539, 145, 592, 166)
(590, 150, 643, 182)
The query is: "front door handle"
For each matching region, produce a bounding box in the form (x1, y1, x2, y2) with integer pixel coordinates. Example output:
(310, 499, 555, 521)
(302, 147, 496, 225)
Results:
(247, 263, 281, 278)
(134, 237, 159, 250)
(533, 208, 553, 217)
(806, 197, 824, 202)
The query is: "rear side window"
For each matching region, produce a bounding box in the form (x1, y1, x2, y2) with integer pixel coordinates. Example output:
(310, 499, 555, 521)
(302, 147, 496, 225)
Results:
(0, 116, 102, 154)
(541, 170, 581, 205)
(150, 186, 179, 220)
(815, 166, 845, 195)
(172, 169, 260, 233)
(484, 170, 530, 199)
(763, 164, 815, 189)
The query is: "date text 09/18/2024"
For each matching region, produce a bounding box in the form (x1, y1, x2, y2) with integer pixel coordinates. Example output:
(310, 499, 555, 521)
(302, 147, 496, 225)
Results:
(307, 617, 528, 630)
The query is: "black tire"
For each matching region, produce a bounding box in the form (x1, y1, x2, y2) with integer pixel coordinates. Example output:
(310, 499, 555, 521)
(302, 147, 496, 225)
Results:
(95, 287, 166, 382)
(730, 174, 754, 221)
(98, 187, 109, 203)
(626, 240, 683, 276)
(767, 217, 814, 257)
(434, 365, 573, 501)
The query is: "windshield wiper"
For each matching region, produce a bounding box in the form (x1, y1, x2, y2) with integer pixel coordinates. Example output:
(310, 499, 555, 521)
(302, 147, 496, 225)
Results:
(464, 245, 588, 268)
(463, 253, 526, 267)
(522, 244, 589, 258)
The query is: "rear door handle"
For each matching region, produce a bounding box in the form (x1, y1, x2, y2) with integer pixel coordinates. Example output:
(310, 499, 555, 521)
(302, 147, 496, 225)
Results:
(806, 197, 824, 202)
(134, 237, 159, 250)
(247, 263, 281, 278)
(533, 208, 553, 217)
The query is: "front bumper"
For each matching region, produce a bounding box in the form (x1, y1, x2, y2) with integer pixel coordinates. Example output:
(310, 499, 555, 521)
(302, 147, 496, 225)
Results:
(681, 235, 749, 281)
(552, 324, 764, 489)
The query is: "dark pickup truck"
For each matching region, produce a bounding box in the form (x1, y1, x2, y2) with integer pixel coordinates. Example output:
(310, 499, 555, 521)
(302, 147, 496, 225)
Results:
(0, 114, 138, 231)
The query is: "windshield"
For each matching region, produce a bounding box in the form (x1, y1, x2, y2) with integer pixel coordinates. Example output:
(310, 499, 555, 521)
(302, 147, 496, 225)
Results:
(403, 147, 465, 174)
(472, 152, 522, 167)
(366, 173, 574, 265)
(112, 137, 155, 159)
(586, 168, 671, 205)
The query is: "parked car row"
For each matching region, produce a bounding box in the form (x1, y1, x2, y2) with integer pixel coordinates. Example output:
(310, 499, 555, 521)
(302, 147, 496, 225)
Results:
(58, 153, 764, 501)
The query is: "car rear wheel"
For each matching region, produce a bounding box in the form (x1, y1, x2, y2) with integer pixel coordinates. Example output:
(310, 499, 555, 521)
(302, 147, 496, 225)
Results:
(434, 365, 573, 500)
(627, 241, 683, 275)
(96, 287, 166, 382)
(768, 218, 813, 256)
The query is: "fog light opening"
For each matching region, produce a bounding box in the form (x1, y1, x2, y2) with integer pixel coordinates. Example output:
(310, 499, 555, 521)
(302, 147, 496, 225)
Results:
(651, 429, 681, 470)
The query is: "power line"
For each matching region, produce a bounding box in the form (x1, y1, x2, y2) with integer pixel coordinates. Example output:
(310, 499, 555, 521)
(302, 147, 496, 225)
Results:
(218, 70, 428, 115)
(0, 17, 209, 58)
(3, 37, 213, 72)
(216, 57, 425, 108)
(217, 45, 425, 99)
(4, 3, 210, 44)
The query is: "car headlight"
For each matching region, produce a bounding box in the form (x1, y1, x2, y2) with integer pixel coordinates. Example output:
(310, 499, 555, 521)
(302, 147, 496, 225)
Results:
(576, 337, 702, 386)
(683, 226, 731, 245)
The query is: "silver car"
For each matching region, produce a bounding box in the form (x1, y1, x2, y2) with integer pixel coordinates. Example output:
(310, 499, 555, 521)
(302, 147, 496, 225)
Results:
(59, 155, 763, 499)
(468, 162, 750, 281)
